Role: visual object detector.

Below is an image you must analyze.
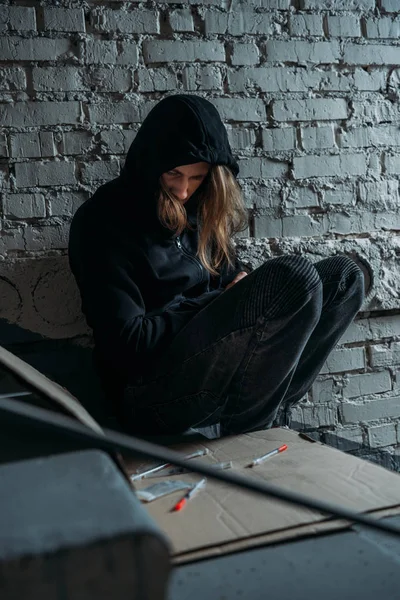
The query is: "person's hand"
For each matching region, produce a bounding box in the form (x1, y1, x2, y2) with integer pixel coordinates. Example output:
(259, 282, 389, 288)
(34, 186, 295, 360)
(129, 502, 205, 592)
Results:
(225, 271, 248, 291)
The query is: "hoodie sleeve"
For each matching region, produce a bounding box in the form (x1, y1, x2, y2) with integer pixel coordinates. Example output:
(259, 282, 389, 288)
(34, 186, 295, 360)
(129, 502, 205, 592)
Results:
(69, 231, 219, 377)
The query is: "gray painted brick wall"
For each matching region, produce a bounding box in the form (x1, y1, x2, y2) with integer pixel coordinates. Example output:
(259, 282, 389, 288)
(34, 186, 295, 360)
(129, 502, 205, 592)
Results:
(1, 0, 400, 469)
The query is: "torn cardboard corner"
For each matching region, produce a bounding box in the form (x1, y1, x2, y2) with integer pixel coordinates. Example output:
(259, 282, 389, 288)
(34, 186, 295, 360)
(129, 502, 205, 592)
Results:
(126, 428, 400, 564)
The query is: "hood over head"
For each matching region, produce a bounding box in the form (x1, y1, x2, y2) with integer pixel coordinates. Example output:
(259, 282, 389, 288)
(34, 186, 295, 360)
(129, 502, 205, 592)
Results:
(121, 94, 239, 192)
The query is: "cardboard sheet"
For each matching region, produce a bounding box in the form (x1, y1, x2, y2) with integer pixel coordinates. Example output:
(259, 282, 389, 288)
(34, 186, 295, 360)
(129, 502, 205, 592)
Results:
(126, 428, 400, 562)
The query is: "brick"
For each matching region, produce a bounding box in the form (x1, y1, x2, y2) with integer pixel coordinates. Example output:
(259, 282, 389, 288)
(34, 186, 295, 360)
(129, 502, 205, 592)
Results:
(301, 125, 335, 151)
(385, 154, 400, 174)
(321, 347, 365, 374)
(0, 228, 25, 254)
(204, 11, 276, 35)
(382, 0, 399, 10)
(0, 133, 8, 157)
(282, 214, 326, 237)
(238, 158, 288, 179)
(359, 180, 399, 208)
(325, 211, 378, 235)
(1, 101, 81, 128)
(367, 423, 397, 448)
(182, 65, 223, 91)
(43, 8, 85, 32)
(62, 132, 93, 155)
(40, 132, 56, 158)
(243, 183, 281, 209)
(24, 225, 68, 251)
(339, 318, 370, 344)
(91, 8, 159, 34)
(286, 187, 319, 208)
(80, 160, 120, 184)
(0, 37, 71, 61)
(327, 15, 361, 37)
(15, 162, 76, 188)
(143, 41, 224, 64)
(100, 129, 137, 154)
(87, 103, 142, 125)
(231, 44, 260, 66)
(84, 41, 138, 66)
(324, 427, 364, 452)
(169, 9, 194, 31)
(344, 44, 400, 65)
(300, 0, 374, 7)
(366, 17, 400, 39)
(253, 212, 282, 237)
(48, 192, 88, 217)
(10, 133, 40, 158)
(0, 6, 36, 31)
(293, 153, 367, 179)
(138, 68, 178, 92)
(272, 99, 347, 122)
(312, 378, 342, 403)
(324, 185, 355, 205)
(0, 67, 26, 91)
(262, 127, 296, 151)
(32, 67, 84, 92)
(211, 98, 266, 122)
(353, 69, 386, 91)
(341, 396, 400, 425)
(4, 193, 46, 219)
(84, 67, 132, 92)
(266, 41, 340, 64)
(292, 404, 338, 429)
(226, 127, 257, 149)
(352, 99, 400, 124)
(190, 0, 289, 5)
(228, 67, 350, 94)
(340, 125, 400, 148)
(369, 343, 400, 368)
(343, 371, 392, 399)
(289, 14, 323, 37)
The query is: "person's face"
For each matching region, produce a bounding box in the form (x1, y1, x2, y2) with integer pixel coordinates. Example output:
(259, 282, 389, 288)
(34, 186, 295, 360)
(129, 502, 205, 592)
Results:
(160, 162, 210, 203)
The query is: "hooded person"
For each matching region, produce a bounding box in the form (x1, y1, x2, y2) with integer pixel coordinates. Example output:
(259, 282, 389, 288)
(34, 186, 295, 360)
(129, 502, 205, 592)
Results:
(69, 94, 365, 437)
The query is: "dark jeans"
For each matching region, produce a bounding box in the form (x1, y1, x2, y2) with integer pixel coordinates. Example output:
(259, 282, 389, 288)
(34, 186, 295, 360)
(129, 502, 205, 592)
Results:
(121, 255, 364, 437)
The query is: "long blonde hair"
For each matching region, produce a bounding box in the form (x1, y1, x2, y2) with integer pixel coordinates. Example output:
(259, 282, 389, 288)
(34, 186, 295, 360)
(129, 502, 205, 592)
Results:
(158, 165, 248, 275)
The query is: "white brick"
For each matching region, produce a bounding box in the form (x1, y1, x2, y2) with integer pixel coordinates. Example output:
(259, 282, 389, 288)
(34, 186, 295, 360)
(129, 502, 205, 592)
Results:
(0, 134, 7, 157)
(344, 43, 400, 65)
(292, 404, 338, 429)
(1, 6, 36, 31)
(32, 67, 84, 92)
(254, 213, 283, 237)
(39, 132, 56, 157)
(226, 127, 257, 149)
(84, 41, 138, 66)
(262, 127, 296, 151)
(0, 228, 25, 254)
(324, 427, 363, 451)
(293, 153, 367, 179)
(43, 8, 85, 32)
(138, 68, 178, 92)
(0, 102, 81, 127)
(4, 194, 46, 219)
(211, 98, 266, 122)
(169, 9, 194, 31)
(353, 69, 386, 91)
(0, 67, 26, 91)
(100, 130, 137, 154)
(15, 162, 76, 188)
(343, 371, 392, 399)
(327, 15, 361, 37)
(62, 132, 92, 155)
(80, 160, 120, 183)
(228, 67, 350, 93)
(266, 41, 340, 64)
(286, 187, 319, 208)
(91, 8, 159, 34)
(385, 154, 400, 174)
(48, 192, 87, 217)
(359, 180, 399, 208)
(301, 0, 374, 7)
(204, 11, 276, 35)
(301, 125, 336, 151)
(87, 103, 142, 125)
(85, 68, 132, 92)
(143, 41, 224, 64)
(382, 0, 399, 10)
(231, 44, 260, 66)
(366, 17, 400, 39)
(282, 214, 326, 237)
(182, 65, 223, 91)
(238, 158, 288, 178)
(321, 347, 365, 374)
(10, 133, 40, 158)
(324, 185, 355, 206)
(289, 14, 323, 37)
(243, 183, 281, 209)
(367, 423, 397, 448)
(0, 37, 71, 61)
(312, 378, 342, 403)
(24, 225, 68, 251)
(340, 124, 400, 148)
(342, 396, 400, 424)
(370, 343, 400, 368)
(272, 99, 348, 122)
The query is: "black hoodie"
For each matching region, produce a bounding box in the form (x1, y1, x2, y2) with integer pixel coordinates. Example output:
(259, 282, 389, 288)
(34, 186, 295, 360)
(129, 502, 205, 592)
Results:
(68, 94, 246, 382)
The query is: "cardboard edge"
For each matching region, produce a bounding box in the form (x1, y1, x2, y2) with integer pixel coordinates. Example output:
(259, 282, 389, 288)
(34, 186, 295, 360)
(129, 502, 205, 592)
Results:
(171, 504, 400, 566)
